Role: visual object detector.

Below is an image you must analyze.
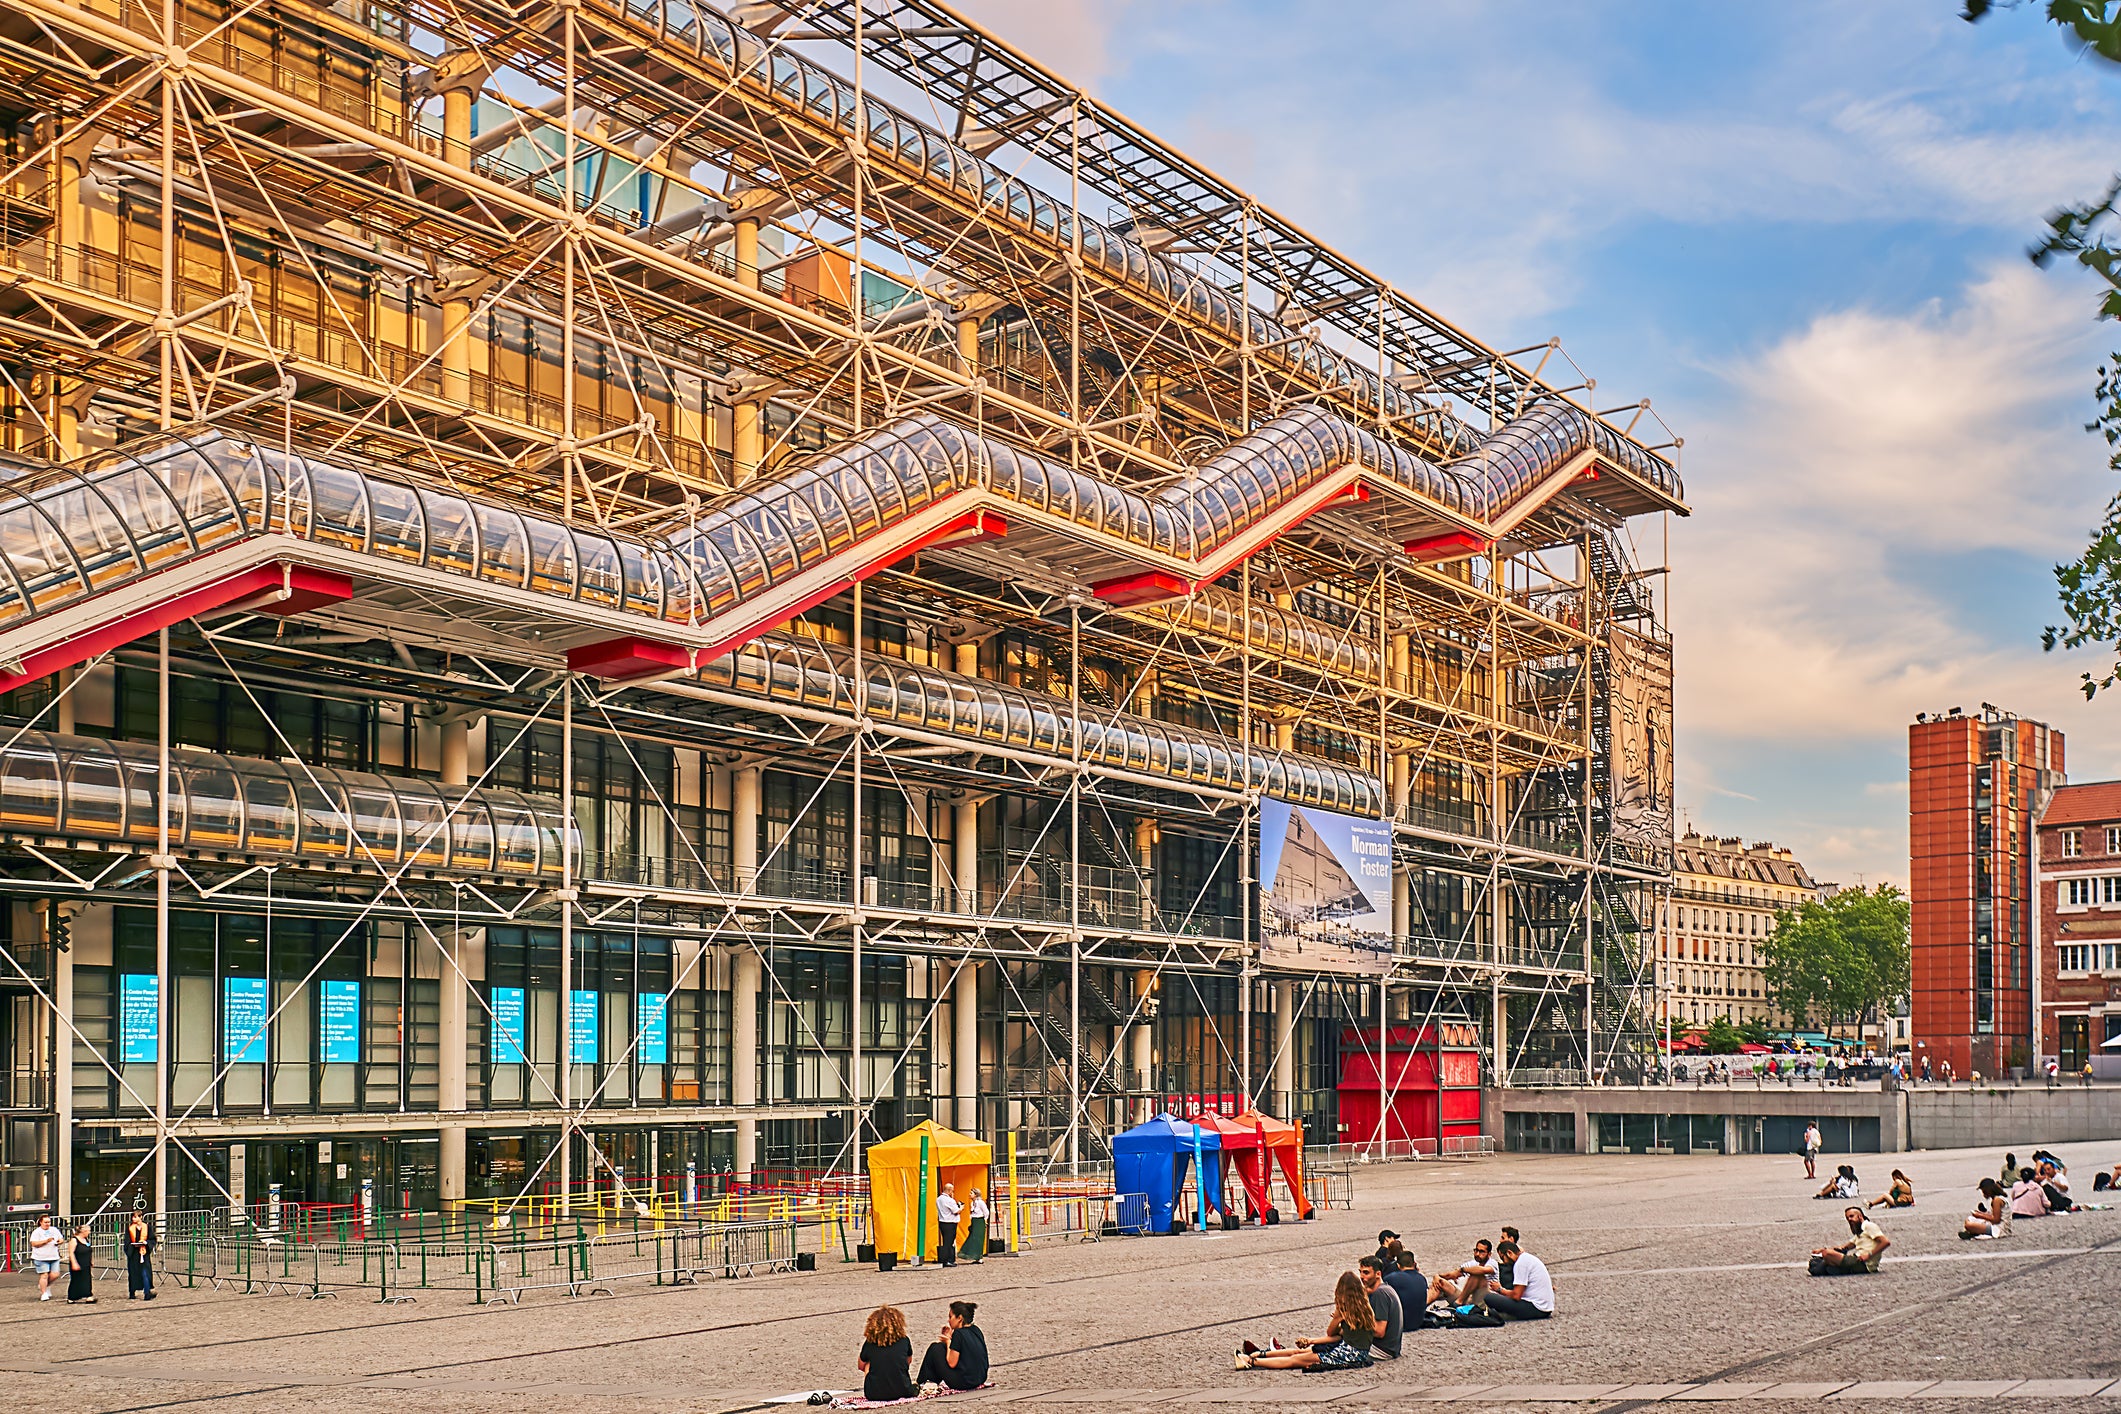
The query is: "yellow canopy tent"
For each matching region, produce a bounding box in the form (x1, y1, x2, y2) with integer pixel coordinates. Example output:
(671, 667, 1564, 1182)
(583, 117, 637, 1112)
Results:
(866, 1120, 993, 1261)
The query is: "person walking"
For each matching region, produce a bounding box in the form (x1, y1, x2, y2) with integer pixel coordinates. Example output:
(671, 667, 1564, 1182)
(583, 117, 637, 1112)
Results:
(123, 1211, 156, 1301)
(1802, 1121, 1822, 1180)
(934, 1182, 961, 1268)
(65, 1222, 96, 1304)
(962, 1187, 989, 1264)
(28, 1213, 63, 1302)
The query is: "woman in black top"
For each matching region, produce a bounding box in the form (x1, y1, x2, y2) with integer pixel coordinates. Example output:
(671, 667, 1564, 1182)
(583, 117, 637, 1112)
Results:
(66, 1223, 96, 1304)
(858, 1304, 917, 1403)
(918, 1301, 990, 1390)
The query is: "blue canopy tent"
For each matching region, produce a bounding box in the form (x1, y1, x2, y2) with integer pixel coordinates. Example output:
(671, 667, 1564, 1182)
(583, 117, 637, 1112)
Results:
(1112, 1113, 1223, 1234)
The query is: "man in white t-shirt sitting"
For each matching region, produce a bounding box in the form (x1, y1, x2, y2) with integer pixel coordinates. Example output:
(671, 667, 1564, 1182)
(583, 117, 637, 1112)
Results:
(1484, 1240, 1554, 1321)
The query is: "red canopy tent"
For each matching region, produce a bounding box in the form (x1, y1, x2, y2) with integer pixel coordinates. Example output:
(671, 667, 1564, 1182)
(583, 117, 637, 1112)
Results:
(1197, 1112, 1313, 1221)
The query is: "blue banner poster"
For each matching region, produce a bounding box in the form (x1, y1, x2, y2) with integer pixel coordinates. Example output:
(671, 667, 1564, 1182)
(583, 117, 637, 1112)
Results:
(491, 986, 527, 1064)
(120, 973, 159, 1064)
(223, 977, 269, 1063)
(320, 980, 361, 1064)
(568, 989, 599, 1065)
(636, 992, 669, 1065)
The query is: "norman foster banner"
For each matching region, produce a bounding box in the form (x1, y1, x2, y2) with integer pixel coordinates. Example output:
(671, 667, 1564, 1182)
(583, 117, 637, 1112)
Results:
(1258, 800, 1394, 975)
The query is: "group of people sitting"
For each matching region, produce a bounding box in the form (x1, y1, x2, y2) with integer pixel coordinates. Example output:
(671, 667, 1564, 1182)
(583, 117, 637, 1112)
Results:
(856, 1301, 990, 1403)
(1963, 1150, 2094, 1238)
(1234, 1227, 1554, 1372)
(1809, 1165, 1916, 1208)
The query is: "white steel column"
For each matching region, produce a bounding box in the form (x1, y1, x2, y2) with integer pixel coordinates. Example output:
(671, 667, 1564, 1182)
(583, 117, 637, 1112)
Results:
(954, 961, 979, 1134)
(439, 731, 471, 1208)
(152, 627, 169, 1224)
(734, 767, 761, 893)
(1273, 982, 1296, 1119)
(732, 949, 761, 1178)
(1131, 969, 1155, 1123)
(53, 908, 72, 1212)
(558, 677, 575, 1203)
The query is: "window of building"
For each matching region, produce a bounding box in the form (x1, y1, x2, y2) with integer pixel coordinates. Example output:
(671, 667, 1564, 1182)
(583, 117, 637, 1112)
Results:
(2108, 826, 2121, 854)
(2059, 944, 2092, 974)
(2067, 878, 2094, 907)
(2062, 830, 2083, 858)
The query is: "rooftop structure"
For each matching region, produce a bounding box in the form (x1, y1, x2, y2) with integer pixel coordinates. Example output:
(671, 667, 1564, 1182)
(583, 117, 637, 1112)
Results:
(0, 0, 1680, 1215)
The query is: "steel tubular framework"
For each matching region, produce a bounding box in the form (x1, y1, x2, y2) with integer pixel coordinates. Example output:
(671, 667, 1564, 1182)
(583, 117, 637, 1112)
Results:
(0, 0, 1678, 1218)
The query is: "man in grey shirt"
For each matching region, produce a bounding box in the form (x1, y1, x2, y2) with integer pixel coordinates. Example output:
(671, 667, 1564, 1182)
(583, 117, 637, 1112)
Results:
(1357, 1255, 1403, 1358)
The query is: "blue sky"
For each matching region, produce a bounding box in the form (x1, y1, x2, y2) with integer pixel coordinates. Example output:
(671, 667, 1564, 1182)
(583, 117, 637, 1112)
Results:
(956, 0, 2121, 887)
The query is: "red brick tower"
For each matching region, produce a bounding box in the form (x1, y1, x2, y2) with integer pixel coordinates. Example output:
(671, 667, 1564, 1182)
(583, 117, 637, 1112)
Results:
(1909, 707, 2062, 1078)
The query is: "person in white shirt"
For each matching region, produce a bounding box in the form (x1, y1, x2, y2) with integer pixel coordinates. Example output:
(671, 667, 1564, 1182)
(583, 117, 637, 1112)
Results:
(1802, 1123, 1822, 1180)
(28, 1214, 64, 1301)
(963, 1188, 990, 1264)
(934, 1183, 962, 1268)
(1484, 1240, 1554, 1320)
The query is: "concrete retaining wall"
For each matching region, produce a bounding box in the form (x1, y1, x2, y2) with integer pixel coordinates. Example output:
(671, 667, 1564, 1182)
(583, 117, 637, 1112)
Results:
(1494, 1086, 1907, 1154)
(1907, 1086, 2121, 1149)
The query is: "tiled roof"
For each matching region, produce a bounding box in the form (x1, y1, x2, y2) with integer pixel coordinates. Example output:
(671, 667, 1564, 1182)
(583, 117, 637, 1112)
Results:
(2044, 780, 2121, 828)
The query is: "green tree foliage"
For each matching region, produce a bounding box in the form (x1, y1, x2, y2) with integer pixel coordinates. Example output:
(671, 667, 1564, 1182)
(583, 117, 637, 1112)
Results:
(1739, 1016, 1775, 1047)
(1759, 885, 1912, 1036)
(1963, 3, 2121, 692)
(1700, 1015, 1745, 1054)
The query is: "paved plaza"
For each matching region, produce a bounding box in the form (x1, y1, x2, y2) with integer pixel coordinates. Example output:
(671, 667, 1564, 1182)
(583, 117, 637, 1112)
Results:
(2, 1142, 2117, 1412)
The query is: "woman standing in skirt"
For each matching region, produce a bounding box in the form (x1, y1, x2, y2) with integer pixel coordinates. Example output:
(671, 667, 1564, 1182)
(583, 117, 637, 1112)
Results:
(66, 1222, 97, 1304)
(962, 1188, 989, 1263)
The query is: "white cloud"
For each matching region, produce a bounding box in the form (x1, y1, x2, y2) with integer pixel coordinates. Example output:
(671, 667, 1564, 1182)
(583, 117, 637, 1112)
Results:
(1674, 259, 2121, 884)
(1674, 259, 2106, 741)
(947, 0, 1142, 95)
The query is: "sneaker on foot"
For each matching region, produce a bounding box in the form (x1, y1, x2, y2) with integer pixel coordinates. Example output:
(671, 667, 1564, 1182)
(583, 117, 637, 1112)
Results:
(1233, 1347, 1248, 1371)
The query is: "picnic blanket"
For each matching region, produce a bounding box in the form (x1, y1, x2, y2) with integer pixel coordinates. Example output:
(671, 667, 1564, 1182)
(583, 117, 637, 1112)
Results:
(765, 1384, 994, 1409)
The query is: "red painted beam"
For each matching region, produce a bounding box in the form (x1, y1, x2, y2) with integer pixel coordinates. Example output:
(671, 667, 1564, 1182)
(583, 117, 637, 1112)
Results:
(1402, 530, 1488, 564)
(1091, 568, 1193, 608)
(694, 505, 1003, 664)
(568, 636, 691, 682)
(0, 563, 351, 696)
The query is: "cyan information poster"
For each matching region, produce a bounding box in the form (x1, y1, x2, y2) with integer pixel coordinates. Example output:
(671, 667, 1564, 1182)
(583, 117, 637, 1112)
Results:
(636, 992, 668, 1065)
(568, 989, 599, 1065)
(223, 977, 268, 1063)
(492, 986, 527, 1064)
(120, 973, 159, 1064)
(320, 980, 360, 1063)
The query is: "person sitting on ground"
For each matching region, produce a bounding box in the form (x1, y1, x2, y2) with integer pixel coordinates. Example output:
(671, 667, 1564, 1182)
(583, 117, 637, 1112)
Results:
(1814, 1164, 1860, 1199)
(1373, 1229, 1404, 1271)
(1383, 1251, 1428, 1325)
(1239, 1271, 1377, 1371)
(1428, 1238, 1497, 1310)
(1963, 1179, 2009, 1239)
(2095, 1162, 2121, 1192)
(1355, 1256, 1403, 1359)
(917, 1301, 989, 1392)
(1484, 1240, 1555, 1321)
(1868, 1169, 1915, 1209)
(1495, 1226, 1520, 1289)
(1808, 1207, 1888, 1276)
(2009, 1168, 2051, 1220)
(2035, 1161, 2076, 1214)
(2000, 1152, 2020, 1188)
(858, 1304, 919, 1404)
